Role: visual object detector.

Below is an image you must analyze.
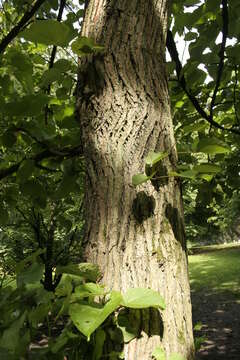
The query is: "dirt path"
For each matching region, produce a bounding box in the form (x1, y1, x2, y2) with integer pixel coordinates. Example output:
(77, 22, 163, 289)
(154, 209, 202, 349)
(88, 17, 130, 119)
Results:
(192, 291, 240, 359)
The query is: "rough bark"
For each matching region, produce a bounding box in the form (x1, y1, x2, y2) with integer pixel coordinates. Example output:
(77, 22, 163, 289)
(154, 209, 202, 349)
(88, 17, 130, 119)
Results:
(77, 0, 194, 359)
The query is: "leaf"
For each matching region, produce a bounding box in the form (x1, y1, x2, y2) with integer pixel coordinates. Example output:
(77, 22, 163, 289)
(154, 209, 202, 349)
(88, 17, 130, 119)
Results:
(194, 322, 203, 331)
(169, 354, 186, 360)
(3, 94, 49, 117)
(152, 346, 166, 360)
(47, 0, 58, 10)
(54, 59, 75, 72)
(195, 138, 230, 154)
(1, 130, 17, 147)
(17, 262, 44, 287)
(121, 288, 165, 310)
(0, 312, 26, 351)
(71, 36, 104, 56)
(41, 68, 64, 87)
(74, 283, 106, 298)
(193, 164, 221, 174)
(69, 291, 122, 339)
(20, 179, 46, 206)
(169, 170, 197, 179)
(20, 20, 72, 46)
(53, 173, 78, 199)
(17, 160, 35, 182)
(56, 263, 101, 282)
(132, 173, 150, 186)
(181, 121, 207, 135)
(145, 151, 168, 166)
(117, 312, 139, 343)
(0, 207, 9, 226)
(51, 329, 78, 353)
(92, 329, 106, 360)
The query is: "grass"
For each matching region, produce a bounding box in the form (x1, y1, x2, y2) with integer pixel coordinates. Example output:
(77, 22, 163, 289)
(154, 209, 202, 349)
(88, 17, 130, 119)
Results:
(189, 245, 240, 297)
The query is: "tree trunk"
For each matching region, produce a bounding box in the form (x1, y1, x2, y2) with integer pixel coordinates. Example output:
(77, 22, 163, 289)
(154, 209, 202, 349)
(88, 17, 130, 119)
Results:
(77, 0, 194, 359)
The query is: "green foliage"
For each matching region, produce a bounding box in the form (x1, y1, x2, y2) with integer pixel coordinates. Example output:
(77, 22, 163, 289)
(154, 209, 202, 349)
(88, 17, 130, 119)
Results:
(168, 0, 240, 243)
(21, 20, 75, 47)
(1, 0, 240, 357)
(0, 254, 166, 359)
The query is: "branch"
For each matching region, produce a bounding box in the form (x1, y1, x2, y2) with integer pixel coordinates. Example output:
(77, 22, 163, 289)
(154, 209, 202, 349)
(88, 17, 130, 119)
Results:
(0, 146, 83, 181)
(166, 29, 240, 135)
(48, 0, 67, 73)
(233, 65, 240, 124)
(209, 0, 228, 119)
(0, 0, 46, 55)
(45, 0, 67, 124)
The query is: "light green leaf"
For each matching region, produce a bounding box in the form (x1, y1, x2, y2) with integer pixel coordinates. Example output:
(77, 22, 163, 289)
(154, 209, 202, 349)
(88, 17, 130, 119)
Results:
(152, 346, 166, 360)
(132, 173, 150, 186)
(169, 170, 197, 179)
(20, 20, 72, 46)
(194, 322, 203, 331)
(74, 283, 106, 298)
(145, 151, 168, 166)
(169, 354, 186, 360)
(69, 291, 122, 339)
(121, 288, 165, 309)
(193, 164, 221, 174)
(56, 263, 101, 282)
(71, 36, 104, 56)
(196, 138, 230, 154)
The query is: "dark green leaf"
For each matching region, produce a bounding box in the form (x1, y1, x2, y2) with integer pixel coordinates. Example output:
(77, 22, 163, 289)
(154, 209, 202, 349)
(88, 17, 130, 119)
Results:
(17, 262, 44, 287)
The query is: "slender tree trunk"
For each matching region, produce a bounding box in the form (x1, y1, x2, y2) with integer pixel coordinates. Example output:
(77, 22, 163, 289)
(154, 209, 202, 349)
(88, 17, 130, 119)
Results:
(77, 0, 194, 359)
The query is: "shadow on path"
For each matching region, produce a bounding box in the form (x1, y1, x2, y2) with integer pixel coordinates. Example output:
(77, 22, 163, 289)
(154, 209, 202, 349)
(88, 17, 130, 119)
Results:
(192, 291, 240, 360)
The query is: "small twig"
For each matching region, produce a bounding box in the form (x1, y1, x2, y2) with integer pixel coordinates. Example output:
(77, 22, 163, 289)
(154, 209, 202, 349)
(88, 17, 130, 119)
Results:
(209, 0, 228, 119)
(45, 0, 67, 124)
(0, 146, 83, 181)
